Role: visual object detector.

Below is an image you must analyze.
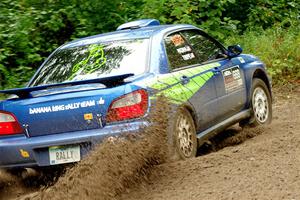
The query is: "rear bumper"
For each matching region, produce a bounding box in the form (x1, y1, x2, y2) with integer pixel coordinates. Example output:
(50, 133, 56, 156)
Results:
(0, 121, 147, 168)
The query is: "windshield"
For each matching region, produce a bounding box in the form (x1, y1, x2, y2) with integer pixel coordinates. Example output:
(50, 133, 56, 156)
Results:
(30, 39, 149, 86)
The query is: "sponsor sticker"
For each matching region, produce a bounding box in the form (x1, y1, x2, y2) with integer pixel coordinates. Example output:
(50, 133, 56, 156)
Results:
(237, 57, 245, 63)
(177, 45, 192, 54)
(29, 100, 97, 115)
(84, 113, 93, 120)
(98, 97, 105, 105)
(182, 53, 195, 61)
(20, 149, 30, 158)
(171, 34, 185, 46)
(222, 66, 243, 93)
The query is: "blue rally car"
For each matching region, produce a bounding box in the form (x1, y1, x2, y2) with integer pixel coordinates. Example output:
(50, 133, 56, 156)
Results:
(0, 19, 272, 168)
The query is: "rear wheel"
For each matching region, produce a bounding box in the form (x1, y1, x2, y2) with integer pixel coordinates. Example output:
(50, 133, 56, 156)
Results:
(169, 108, 197, 160)
(240, 78, 272, 127)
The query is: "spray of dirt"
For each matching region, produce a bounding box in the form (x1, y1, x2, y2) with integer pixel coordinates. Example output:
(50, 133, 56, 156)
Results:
(198, 125, 265, 156)
(0, 169, 38, 200)
(0, 170, 20, 192)
(211, 126, 264, 149)
(27, 99, 171, 200)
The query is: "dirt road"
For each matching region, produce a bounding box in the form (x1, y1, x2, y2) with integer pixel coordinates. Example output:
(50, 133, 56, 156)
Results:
(0, 85, 299, 200)
(120, 86, 300, 200)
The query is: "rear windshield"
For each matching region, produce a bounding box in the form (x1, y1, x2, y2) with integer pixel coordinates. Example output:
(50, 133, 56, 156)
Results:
(30, 39, 149, 86)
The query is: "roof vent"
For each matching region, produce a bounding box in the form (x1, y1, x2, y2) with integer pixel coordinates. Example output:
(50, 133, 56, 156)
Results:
(116, 19, 160, 31)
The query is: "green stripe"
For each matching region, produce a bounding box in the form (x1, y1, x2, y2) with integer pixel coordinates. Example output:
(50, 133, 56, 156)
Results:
(148, 62, 220, 104)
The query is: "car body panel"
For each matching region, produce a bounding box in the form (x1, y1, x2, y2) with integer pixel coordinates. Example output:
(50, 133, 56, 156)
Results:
(0, 121, 146, 168)
(3, 85, 127, 137)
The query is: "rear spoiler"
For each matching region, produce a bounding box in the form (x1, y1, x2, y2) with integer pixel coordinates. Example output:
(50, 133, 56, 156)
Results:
(0, 73, 134, 99)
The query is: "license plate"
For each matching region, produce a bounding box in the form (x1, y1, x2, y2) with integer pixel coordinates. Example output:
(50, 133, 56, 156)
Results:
(49, 145, 80, 165)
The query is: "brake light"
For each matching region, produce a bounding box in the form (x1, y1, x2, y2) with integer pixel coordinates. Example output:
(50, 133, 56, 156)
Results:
(106, 89, 148, 123)
(0, 111, 23, 135)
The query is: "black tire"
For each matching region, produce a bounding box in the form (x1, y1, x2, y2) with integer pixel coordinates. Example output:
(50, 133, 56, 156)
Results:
(168, 108, 198, 160)
(240, 78, 272, 127)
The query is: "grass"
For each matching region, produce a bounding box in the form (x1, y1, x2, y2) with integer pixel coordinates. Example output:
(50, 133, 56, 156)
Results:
(225, 23, 300, 85)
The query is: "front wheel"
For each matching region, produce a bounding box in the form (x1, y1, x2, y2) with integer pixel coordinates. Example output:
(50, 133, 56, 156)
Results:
(168, 108, 198, 160)
(242, 78, 272, 127)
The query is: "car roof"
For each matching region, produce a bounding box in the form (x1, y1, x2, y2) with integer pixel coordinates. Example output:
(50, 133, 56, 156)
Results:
(60, 24, 198, 49)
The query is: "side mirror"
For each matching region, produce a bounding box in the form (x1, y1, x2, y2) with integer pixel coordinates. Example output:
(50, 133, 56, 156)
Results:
(227, 45, 243, 57)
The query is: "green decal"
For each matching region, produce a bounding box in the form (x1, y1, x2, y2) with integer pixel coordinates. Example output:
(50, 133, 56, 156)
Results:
(157, 82, 193, 102)
(148, 62, 220, 104)
(69, 44, 107, 80)
(150, 81, 168, 90)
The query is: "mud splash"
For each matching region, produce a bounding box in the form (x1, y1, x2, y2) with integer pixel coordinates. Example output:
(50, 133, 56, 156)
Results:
(29, 100, 170, 200)
(198, 125, 265, 155)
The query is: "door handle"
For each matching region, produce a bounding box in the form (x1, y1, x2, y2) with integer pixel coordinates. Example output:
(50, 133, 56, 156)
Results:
(212, 67, 221, 74)
(180, 75, 190, 85)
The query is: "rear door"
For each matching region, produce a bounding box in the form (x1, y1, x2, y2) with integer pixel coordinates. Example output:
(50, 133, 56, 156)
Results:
(161, 31, 220, 131)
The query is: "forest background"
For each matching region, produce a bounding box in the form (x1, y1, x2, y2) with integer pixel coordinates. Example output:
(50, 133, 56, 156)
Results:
(0, 0, 299, 89)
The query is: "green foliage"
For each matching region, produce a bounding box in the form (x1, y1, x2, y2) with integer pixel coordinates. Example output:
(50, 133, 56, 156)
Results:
(0, 0, 142, 89)
(225, 24, 300, 84)
(223, 0, 299, 31)
(140, 0, 240, 39)
(0, 0, 71, 89)
(0, 0, 299, 90)
(246, 0, 299, 29)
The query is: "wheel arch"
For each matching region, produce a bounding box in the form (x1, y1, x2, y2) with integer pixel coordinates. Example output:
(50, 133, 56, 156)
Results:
(246, 68, 273, 107)
(252, 69, 272, 94)
(180, 104, 199, 130)
(253, 69, 273, 102)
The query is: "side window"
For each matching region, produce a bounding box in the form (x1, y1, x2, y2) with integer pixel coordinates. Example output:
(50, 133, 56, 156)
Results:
(164, 32, 198, 70)
(182, 30, 225, 63)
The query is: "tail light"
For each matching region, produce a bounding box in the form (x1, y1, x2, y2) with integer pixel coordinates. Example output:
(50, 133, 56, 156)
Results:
(0, 111, 23, 135)
(106, 89, 148, 123)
